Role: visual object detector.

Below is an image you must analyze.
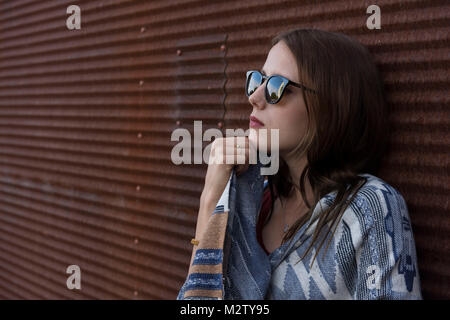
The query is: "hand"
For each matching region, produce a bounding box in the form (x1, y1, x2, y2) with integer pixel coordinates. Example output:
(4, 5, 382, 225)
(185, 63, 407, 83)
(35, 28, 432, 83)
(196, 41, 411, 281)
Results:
(200, 136, 255, 208)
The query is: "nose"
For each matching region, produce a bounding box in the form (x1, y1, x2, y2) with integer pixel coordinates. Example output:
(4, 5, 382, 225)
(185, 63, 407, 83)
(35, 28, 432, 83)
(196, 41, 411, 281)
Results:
(248, 81, 266, 109)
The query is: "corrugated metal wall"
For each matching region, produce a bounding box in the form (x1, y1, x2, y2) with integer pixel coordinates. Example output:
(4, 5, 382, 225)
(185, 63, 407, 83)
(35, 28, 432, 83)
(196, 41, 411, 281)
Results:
(0, 0, 448, 299)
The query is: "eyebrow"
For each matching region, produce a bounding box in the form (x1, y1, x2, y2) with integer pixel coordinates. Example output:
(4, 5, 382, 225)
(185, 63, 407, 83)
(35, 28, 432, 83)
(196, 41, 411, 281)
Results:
(260, 69, 317, 93)
(260, 68, 294, 83)
(261, 68, 291, 79)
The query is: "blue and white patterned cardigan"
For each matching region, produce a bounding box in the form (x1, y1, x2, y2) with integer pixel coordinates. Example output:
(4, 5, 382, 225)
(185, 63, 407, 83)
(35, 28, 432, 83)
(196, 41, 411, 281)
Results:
(177, 160, 422, 300)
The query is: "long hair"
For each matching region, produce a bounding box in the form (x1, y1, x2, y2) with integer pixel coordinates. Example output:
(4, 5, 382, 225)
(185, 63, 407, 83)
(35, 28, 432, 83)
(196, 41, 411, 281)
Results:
(264, 28, 390, 267)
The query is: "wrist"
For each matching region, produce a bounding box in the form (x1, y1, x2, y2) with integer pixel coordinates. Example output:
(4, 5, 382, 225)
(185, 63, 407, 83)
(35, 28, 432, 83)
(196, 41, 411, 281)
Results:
(200, 191, 219, 222)
(200, 190, 218, 209)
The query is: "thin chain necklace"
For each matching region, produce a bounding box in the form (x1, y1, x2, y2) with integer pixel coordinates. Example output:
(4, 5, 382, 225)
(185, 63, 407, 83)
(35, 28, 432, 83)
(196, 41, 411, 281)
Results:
(281, 187, 307, 233)
(282, 200, 292, 233)
(283, 215, 290, 233)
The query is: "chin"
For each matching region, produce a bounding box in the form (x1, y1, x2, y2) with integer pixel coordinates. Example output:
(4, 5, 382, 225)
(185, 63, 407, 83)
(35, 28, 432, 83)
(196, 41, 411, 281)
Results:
(248, 128, 273, 153)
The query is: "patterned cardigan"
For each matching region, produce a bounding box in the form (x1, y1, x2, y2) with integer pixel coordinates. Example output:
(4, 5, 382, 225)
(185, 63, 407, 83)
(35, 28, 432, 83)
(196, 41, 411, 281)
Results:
(177, 160, 422, 300)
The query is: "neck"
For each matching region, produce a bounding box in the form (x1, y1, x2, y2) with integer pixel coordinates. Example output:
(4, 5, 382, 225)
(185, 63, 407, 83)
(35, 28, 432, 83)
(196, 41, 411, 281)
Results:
(280, 150, 314, 206)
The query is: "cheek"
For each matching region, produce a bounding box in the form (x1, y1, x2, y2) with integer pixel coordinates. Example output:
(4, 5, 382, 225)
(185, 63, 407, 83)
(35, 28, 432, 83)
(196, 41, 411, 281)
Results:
(276, 106, 308, 151)
(248, 103, 308, 153)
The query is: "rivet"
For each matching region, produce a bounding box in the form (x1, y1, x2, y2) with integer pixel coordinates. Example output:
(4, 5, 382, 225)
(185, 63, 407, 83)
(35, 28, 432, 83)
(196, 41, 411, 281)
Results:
(220, 44, 226, 51)
(134, 290, 138, 296)
(134, 238, 139, 244)
(217, 121, 223, 128)
(139, 80, 144, 86)
(140, 26, 146, 33)
(177, 49, 182, 56)
(137, 132, 142, 139)
(176, 120, 181, 126)
(136, 185, 140, 191)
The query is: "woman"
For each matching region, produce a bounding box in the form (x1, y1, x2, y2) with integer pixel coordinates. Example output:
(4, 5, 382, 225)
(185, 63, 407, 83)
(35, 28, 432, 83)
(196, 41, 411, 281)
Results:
(177, 28, 422, 299)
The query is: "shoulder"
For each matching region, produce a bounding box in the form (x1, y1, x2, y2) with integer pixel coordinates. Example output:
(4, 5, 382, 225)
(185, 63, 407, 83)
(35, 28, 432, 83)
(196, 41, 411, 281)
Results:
(342, 173, 410, 235)
(335, 173, 422, 299)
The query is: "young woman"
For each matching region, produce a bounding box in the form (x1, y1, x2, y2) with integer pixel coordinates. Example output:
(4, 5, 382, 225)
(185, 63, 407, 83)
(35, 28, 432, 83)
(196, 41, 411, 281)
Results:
(177, 28, 422, 300)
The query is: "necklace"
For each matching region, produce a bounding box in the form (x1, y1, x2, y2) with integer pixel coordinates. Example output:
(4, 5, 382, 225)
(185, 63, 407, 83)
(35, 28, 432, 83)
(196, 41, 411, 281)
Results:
(283, 220, 289, 233)
(282, 203, 291, 233)
(280, 197, 291, 233)
(281, 188, 307, 233)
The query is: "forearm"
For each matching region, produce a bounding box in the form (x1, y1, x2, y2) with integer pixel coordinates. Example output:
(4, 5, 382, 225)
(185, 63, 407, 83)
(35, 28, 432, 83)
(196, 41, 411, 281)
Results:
(188, 193, 218, 269)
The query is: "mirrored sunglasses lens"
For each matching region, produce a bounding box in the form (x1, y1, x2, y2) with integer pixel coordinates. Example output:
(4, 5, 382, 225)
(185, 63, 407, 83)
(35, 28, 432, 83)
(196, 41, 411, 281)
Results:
(247, 72, 262, 96)
(266, 76, 286, 103)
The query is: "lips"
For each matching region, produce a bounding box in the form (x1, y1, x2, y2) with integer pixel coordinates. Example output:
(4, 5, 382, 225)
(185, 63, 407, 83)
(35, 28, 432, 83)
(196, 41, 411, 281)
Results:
(250, 115, 264, 127)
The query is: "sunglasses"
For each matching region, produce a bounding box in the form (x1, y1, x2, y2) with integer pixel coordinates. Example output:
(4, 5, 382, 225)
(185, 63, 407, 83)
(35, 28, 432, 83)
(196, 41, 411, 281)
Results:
(245, 70, 317, 104)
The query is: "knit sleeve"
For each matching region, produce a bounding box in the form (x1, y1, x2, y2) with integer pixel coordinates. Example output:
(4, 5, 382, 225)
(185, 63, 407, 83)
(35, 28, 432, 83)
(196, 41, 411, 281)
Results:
(348, 184, 423, 299)
(176, 173, 233, 300)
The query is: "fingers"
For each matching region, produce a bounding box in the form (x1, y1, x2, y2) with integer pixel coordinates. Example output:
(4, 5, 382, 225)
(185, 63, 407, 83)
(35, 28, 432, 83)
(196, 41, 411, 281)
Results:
(229, 136, 249, 165)
(211, 136, 251, 166)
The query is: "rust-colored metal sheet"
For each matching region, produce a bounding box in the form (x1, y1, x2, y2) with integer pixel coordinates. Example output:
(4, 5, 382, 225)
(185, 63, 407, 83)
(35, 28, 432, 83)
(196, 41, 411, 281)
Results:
(0, 0, 448, 299)
(0, 0, 227, 299)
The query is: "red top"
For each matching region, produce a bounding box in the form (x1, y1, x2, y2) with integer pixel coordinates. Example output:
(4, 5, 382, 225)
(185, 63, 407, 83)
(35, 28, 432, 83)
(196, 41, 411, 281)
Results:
(256, 184, 277, 255)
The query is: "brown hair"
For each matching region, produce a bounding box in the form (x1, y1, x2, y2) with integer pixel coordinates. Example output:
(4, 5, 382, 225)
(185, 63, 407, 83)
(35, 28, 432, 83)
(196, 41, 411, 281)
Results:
(264, 28, 390, 266)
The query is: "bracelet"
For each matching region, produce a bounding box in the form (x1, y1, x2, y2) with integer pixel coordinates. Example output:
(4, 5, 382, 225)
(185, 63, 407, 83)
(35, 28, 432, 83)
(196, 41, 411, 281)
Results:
(191, 238, 199, 246)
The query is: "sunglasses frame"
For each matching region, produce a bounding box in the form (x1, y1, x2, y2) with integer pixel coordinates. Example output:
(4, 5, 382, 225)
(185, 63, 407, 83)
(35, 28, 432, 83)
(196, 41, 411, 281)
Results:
(245, 70, 317, 104)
